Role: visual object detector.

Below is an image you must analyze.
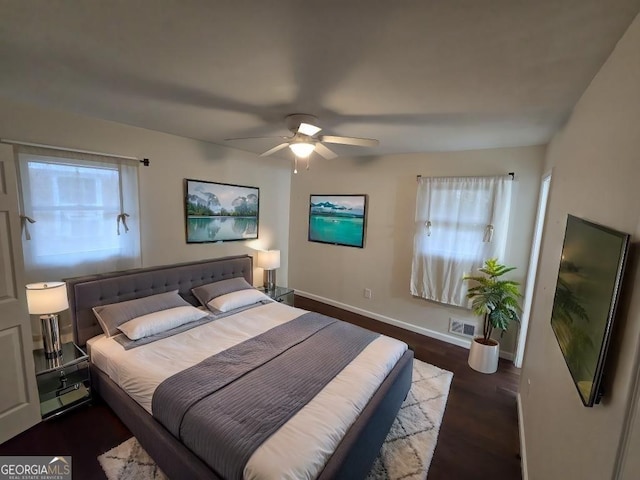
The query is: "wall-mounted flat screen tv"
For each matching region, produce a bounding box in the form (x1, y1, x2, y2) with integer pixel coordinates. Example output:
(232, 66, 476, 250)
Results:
(550, 214, 630, 407)
(308, 195, 367, 248)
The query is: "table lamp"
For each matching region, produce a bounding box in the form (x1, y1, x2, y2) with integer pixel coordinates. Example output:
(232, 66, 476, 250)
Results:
(26, 282, 69, 358)
(258, 250, 280, 291)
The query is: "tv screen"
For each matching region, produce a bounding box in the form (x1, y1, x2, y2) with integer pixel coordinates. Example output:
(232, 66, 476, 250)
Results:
(308, 195, 367, 248)
(550, 215, 630, 407)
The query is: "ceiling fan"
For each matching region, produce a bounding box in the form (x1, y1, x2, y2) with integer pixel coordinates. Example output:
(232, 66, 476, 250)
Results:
(225, 114, 379, 160)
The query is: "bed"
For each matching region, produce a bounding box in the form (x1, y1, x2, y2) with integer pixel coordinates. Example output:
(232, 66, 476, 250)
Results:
(66, 255, 413, 480)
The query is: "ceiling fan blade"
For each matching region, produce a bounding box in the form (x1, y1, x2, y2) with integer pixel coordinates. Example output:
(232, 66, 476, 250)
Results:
(320, 135, 379, 147)
(225, 135, 290, 141)
(298, 123, 321, 136)
(315, 143, 338, 159)
(260, 143, 290, 157)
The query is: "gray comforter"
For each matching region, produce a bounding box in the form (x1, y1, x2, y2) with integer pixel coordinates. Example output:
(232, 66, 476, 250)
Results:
(152, 311, 379, 480)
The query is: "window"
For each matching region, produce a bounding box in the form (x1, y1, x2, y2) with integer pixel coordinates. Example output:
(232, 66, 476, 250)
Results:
(410, 175, 512, 307)
(17, 147, 141, 283)
(57, 175, 99, 206)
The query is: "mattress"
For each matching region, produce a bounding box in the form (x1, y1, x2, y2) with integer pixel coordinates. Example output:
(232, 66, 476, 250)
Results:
(88, 301, 407, 480)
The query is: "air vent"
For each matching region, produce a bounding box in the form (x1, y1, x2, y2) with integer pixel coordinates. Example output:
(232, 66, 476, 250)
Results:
(449, 318, 477, 338)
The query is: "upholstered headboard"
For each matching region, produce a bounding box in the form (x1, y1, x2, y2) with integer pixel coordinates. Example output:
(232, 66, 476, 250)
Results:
(66, 255, 253, 346)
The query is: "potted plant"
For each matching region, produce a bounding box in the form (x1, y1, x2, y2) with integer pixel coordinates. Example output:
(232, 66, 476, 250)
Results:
(464, 258, 522, 374)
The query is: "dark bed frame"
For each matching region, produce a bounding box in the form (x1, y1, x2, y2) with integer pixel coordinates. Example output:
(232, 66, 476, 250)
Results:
(66, 255, 413, 480)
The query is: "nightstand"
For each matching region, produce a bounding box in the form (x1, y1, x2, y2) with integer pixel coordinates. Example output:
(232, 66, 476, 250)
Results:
(33, 342, 91, 419)
(260, 286, 295, 306)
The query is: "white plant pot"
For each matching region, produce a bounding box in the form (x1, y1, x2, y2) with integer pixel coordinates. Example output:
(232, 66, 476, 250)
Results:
(468, 337, 500, 374)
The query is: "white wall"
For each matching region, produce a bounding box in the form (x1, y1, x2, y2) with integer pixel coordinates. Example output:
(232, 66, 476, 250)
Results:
(520, 13, 640, 480)
(289, 146, 544, 355)
(0, 97, 291, 333)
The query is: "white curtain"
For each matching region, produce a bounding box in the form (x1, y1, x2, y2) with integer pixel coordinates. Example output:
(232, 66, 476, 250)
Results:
(410, 175, 512, 307)
(17, 146, 142, 284)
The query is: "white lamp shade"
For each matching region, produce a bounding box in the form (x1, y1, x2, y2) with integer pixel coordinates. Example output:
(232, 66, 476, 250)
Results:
(257, 250, 281, 270)
(25, 282, 69, 315)
(289, 142, 315, 158)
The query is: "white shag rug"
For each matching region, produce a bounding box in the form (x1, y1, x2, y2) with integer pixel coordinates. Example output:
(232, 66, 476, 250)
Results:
(98, 359, 453, 480)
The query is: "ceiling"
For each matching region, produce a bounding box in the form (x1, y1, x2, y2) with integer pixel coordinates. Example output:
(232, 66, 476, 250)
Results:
(1, 1, 639, 159)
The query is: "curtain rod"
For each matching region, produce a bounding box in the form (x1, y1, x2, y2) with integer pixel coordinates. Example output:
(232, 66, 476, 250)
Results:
(0, 138, 150, 166)
(416, 172, 515, 180)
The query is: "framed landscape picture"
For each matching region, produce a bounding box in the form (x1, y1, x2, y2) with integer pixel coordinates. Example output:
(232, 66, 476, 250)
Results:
(185, 179, 259, 243)
(308, 194, 367, 248)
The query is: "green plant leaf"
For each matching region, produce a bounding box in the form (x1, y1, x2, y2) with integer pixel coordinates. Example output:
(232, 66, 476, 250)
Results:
(463, 258, 522, 338)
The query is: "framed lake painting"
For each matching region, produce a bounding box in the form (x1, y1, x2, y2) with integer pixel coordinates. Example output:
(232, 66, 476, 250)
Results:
(308, 194, 367, 248)
(185, 179, 259, 243)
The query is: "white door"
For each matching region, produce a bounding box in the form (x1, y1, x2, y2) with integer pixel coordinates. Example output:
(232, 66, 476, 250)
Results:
(0, 144, 40, 442)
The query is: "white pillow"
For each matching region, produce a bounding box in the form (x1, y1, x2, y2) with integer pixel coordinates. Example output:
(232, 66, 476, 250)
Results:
(207, 289, 272, 313)
(117, 306, 208, 340)
(93, 290, 190, 337)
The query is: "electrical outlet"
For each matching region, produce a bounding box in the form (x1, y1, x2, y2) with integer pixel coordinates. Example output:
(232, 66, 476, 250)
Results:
(363, 288, 372, 299)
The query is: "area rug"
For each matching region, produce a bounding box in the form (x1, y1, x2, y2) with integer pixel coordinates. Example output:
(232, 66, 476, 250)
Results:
(98, 359, 453, 480)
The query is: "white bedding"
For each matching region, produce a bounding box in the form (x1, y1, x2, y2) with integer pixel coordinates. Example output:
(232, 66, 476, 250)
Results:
(88, 301, 407, 480)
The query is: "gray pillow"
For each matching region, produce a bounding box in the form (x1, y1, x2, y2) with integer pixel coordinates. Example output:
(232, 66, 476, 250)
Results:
(93, 290, 191, 337)
(191, 277, 253, 307)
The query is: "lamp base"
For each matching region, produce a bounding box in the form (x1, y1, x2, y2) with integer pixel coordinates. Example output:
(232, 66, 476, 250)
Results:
(41, 314, 62, 358)
(263, 270, 276, 291)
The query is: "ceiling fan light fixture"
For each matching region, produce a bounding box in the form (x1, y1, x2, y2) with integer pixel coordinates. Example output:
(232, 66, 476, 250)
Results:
(289, 142, 315, 158)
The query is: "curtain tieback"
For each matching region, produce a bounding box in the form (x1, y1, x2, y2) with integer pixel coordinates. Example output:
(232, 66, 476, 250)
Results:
(117, 213, 130, 235)
(425, 220, 432, 236)
(484, 224, 494, 242)
(20, 215, 36, 240)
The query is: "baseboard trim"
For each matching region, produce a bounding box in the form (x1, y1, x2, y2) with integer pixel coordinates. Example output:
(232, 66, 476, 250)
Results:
(295, 290, 514, 360)
(517, 393, 528, 480)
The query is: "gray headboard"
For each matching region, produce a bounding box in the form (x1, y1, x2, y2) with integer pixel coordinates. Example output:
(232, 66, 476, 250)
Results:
(66, 255, 253, 346)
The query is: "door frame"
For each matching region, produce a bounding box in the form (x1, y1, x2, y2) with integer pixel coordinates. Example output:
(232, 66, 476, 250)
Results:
(514, 171, 552, 368)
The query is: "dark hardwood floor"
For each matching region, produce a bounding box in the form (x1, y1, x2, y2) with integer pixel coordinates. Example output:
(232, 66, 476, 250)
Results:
(0, 402, 131, 479)
(0, 296, 522, 480)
